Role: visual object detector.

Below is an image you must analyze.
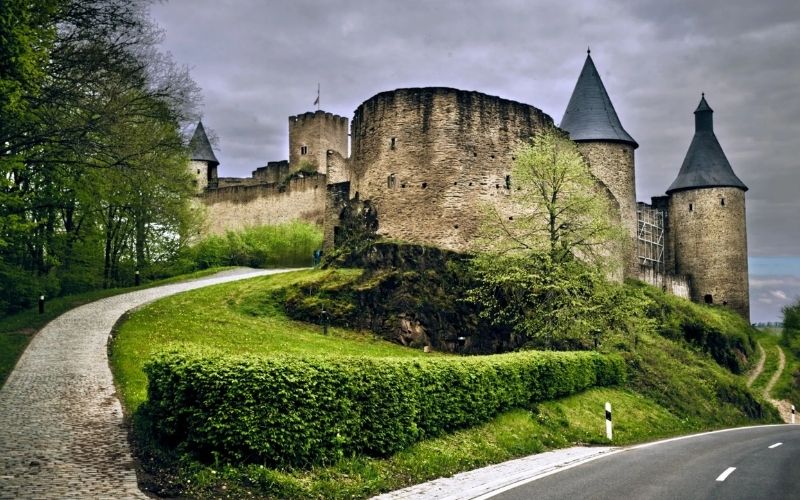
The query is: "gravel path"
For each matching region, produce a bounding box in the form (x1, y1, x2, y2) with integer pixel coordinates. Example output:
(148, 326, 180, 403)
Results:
(763, 345, 797, 424)
(746, 342, 766, 387)
(0, 268, 293, 499)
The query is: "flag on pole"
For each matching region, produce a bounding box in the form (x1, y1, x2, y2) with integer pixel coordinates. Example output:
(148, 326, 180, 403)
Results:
(313, 83, 320, 108)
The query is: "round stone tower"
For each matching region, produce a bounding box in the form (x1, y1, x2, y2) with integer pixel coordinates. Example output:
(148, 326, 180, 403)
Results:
(348, 87, 553, 251)
(666, 95, 749, 320)
(560, 51, 639, 277)
(188, 121, 219, 191)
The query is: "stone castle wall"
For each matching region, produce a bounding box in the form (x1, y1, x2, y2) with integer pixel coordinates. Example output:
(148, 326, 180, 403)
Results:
(199, 175, 326, 235)
(189, 160, 210, 192)
(252, 161, 290, 184)
(347, 87, 553, 251)
(669, 187, 749, 319)
(638, 267, 690, 299)
(288, 111, 348, 173)
(576, 142, 638, 277)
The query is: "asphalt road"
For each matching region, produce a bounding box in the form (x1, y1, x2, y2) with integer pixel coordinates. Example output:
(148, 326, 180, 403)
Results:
(489, 425, 800, 500)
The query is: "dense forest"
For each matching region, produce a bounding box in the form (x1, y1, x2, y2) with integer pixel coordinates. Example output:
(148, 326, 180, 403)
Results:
(1, 0, 200, 315)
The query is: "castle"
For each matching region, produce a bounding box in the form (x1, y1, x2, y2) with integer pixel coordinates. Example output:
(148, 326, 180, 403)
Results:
(188, 52, 750, 321)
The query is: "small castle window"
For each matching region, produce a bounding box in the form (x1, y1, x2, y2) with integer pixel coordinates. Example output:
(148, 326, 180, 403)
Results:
(401, 183, 406, 188)
(505, 175, 511, 189)
(301, 146, 308, 155)
(388, 174, 396, 188)
(390, 137, 396, 150)
(689, 203, 693, 212)
(421, 182, 427, 189)
(196, 169, 200, 175)
(720, 198, 725, 206)
(704, 294, 713, 304)
(508, 216, 514, 221)
(454, 224, 459, 229)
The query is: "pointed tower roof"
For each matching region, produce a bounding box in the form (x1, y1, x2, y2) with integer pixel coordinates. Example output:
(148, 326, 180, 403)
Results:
(560, 51, 638, 148)
(666, 95, 747, 194)
(189, 121, 219, 166)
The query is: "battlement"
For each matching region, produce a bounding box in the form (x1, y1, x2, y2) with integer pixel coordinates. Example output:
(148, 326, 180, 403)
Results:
(289, 110, 348, 127)
(289, 109, 349, 173)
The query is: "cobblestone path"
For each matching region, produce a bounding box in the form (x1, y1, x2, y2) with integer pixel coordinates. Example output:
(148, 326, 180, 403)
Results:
(0, 268, 291, 499)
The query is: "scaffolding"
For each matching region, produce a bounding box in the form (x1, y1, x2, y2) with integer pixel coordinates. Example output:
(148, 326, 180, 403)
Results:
(637, 202, 665, 272)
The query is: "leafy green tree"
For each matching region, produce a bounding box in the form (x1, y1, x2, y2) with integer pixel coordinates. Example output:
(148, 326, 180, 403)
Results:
(467, 127, 635, 349)
(476, 126, 625, 267)
(0, 0, 201, 314)
(782, 298, 800, 356)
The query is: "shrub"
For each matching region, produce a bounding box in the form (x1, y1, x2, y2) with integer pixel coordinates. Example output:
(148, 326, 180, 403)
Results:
(187, 222, 323, 269)
(636, 282, 755, 373)
(142, 348, 625, 467)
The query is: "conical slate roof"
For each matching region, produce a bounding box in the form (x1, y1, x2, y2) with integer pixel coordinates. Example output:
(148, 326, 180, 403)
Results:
(666, 95, 747, 194)
(560, 52, 638, 148)
(189, 121, 219, 165)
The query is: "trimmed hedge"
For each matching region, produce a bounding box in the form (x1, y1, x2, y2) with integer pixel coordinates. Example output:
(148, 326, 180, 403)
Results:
(142, 349, 625, 467)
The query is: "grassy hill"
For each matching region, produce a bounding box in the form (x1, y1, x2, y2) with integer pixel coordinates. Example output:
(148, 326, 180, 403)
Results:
(109, 268, 779, 499)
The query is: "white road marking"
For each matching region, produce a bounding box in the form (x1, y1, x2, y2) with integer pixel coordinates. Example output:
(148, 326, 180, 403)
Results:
(768, 442, 783, 449)
(716, 467, 736, 482)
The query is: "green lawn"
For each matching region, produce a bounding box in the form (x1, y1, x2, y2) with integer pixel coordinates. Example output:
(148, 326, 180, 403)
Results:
(110, 269, 434, 411)
(0, 267, 232, 387)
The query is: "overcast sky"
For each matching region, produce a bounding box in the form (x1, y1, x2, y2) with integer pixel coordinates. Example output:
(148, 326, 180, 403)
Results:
(150, 0, 800, 322)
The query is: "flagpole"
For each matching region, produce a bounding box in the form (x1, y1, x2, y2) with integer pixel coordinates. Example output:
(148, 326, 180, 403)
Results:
(316, 83, 320, 110)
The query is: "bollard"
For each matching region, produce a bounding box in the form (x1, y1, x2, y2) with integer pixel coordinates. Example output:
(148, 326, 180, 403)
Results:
(605, 402, 613, 440)
(792, 405, 796, 424)
(135, 270, 141, 286)
(38, 295, 45, 315)
(321, 308, 329, 335)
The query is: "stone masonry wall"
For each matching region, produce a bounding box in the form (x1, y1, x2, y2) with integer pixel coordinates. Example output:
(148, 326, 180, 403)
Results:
(288, 111, 348, 174)
(347, 87, 553, 251)
(199, 175, 326, 235)
(576, 142, 638, 277)
(638, 266, 690, 299)
(189, 160, 209, 193)
(669, 187, 749, 320)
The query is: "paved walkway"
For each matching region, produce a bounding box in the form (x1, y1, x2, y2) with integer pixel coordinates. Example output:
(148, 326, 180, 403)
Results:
(0, 268, 291, 499)
(373, 446, 617, 500)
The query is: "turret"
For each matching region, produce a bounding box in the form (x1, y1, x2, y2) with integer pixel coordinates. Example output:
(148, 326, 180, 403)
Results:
(288, 110, 348, 175)
(189, 121, 219, 191)
(560, 50, 639, 276)
(666, 95, 749, 320)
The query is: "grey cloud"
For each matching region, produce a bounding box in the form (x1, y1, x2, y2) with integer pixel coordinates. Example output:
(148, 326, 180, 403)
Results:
(750, 275, 800, 322)
(150, 0, 800, 259)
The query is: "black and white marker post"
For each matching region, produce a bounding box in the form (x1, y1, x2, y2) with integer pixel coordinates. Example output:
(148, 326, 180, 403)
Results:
(605, 402, 613, 440)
